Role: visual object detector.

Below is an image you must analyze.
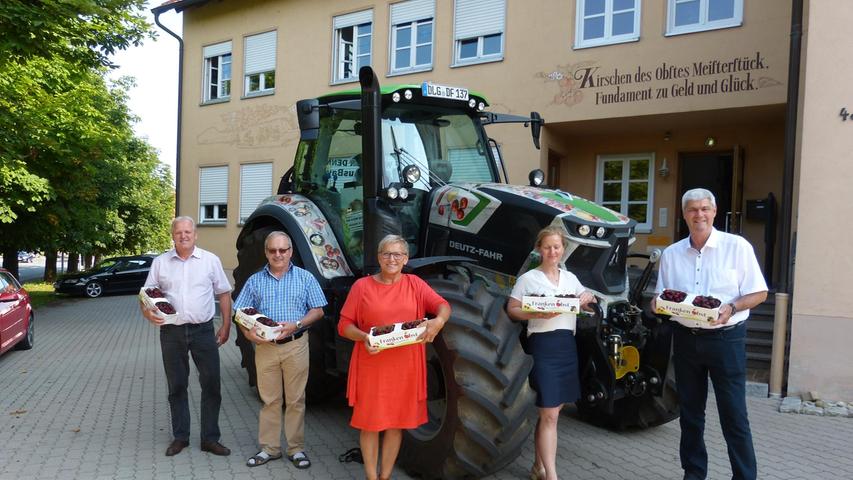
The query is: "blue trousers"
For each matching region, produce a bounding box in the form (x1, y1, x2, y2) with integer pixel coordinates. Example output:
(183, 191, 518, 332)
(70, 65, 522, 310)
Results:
(673, 322, 756, 480)
(160, 321, 222, 443)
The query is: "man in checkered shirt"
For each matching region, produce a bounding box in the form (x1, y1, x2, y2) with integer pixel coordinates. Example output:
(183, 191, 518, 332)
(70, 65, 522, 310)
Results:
(233, 231, 327, 470)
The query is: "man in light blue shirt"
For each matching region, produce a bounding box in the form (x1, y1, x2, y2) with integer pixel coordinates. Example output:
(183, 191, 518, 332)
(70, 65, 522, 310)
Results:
(233, 231, 326, 470)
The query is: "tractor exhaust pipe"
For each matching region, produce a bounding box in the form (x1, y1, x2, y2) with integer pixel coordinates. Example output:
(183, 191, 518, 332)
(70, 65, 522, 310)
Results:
(359, 66, 400, 274)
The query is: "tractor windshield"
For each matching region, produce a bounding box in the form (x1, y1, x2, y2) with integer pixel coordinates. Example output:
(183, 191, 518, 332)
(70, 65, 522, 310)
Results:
(381, 103, 497, 188)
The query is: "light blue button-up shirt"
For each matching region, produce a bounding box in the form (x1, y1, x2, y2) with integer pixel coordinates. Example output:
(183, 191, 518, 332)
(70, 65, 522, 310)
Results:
(233, 263, 327, 324)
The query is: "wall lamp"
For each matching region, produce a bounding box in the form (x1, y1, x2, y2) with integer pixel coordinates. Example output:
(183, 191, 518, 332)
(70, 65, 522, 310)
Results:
(705, 136, 716, 147)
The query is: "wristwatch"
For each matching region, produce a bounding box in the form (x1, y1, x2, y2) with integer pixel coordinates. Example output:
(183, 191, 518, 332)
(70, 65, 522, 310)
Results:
(296, 320, 303, 329)
(728, 302, 738, 315)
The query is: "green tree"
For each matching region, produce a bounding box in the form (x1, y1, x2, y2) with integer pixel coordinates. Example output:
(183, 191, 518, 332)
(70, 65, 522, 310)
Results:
(0, 0, 150, 69)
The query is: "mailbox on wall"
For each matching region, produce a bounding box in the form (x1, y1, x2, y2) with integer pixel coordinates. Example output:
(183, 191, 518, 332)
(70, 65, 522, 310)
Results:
(746, 198, 770, 222)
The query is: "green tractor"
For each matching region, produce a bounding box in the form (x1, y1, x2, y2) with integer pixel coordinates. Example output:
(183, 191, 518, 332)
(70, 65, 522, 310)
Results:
(233, 67, 677, 479)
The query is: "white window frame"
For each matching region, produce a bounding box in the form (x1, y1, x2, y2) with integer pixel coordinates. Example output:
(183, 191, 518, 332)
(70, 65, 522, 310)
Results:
(390, 19, 434, 74)
(244, 31, 277, 97)
(332, 10, 373, 84)
(199, 166, 228, 224)
(202, 41, 232, 103)
(239, 162, 273, 224)
(389, 0, 435, 75)
(453, 0, 505, 67)
(595, 153, 655, 233)
(665, 0, 743, 36)
(574, 0, 641, 49)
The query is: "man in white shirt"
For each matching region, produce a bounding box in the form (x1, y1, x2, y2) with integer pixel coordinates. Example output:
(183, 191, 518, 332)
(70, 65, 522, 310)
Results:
(655, 189, 767, 480)
(141, 216, 233, 457)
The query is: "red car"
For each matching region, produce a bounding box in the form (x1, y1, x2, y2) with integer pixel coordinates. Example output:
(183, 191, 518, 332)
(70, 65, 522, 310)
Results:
(0, 268, 33, 355)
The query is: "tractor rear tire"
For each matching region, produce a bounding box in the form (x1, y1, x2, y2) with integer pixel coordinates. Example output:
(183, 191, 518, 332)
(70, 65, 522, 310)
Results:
(397, 272, 537, 479)
(233, 224, 343, 403)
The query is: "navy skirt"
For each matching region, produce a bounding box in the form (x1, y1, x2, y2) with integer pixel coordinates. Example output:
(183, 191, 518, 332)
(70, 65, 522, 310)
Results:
(528, 330, 581, 408)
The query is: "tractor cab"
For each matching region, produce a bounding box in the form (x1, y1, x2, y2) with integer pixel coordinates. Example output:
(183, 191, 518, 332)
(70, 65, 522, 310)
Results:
(290, 82, 503, 272)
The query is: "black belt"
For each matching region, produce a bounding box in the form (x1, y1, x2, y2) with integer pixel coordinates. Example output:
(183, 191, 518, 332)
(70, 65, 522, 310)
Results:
(275, 331, 304, 344)
(676, 322, 740, 336)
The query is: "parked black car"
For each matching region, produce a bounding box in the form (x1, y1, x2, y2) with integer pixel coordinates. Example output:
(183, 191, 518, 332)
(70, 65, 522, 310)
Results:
(54, 255, 154, 298)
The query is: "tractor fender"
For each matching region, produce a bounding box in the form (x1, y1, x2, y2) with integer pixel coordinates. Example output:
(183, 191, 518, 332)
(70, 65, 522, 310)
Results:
(403, 255, 476, 275)
(241, 194, 353, 286)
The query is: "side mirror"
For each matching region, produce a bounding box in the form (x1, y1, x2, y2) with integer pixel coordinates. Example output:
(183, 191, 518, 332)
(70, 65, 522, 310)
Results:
(530, 111, 543, 150)
(296, 99, 320, 141)
(0, 291, 18, 302)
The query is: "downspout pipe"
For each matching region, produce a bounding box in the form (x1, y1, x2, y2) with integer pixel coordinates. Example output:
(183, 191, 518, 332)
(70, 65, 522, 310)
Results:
(152, 8, 184, 217)
(778, 0, 802, 294)
(769, 0, 803, 397)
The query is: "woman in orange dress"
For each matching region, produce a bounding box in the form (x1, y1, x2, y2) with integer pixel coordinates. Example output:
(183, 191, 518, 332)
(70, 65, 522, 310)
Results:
(338, 234, 451, 480)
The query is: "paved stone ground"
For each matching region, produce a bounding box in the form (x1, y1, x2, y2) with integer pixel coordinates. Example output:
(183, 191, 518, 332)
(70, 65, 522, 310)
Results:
(1, 295, 851, 480)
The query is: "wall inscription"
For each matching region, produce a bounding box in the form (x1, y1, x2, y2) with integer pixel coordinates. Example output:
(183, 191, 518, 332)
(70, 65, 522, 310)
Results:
(537, 51, 782, 107)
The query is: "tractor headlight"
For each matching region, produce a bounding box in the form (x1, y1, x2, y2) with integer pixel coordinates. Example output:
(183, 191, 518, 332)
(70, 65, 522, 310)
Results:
(528, 169, 545, 186)
(392, 92, 401, 103)
(402, 165, 421, 184)
(478, 102, 485, 111)
(404, 89, 413, 100)
(398, 187, 409, 200)
(595, 226, 607, 238)
(386, 187, 399, 199)
(468, 99, 477, 109)
(578, 225, 591, 237)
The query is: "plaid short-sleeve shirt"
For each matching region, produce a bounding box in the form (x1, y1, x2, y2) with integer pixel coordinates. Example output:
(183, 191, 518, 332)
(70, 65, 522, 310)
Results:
(233, 263, 327, 324)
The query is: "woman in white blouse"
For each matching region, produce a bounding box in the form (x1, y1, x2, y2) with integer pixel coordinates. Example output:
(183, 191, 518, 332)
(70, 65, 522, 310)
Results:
(507, 225, 596, 480)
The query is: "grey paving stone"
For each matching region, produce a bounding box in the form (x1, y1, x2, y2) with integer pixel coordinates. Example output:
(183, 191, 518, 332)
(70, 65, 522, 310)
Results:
(2, 295, 853, 479)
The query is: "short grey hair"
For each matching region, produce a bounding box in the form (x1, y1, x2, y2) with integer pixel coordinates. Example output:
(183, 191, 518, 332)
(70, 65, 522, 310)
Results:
(377, 234, 409, 255)
(171, 216, 196, 232)
(681, 188, 716, 210)
(265, 231, 292, 249)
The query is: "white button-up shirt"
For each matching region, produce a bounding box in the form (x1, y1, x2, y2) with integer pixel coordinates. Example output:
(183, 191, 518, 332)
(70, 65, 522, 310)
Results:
(145, 247, 232, 325)
(656, 228, 767, 329)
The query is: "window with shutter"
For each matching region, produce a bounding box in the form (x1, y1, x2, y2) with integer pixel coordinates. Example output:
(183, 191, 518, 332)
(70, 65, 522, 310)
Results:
(200, 166, 228, 223)
(390, 0, 435, 75)
(244, 30, 277, 96)
(332, 10, 373, 83)
(203, 41, 232, 102)
(453, 0, 505, 66)
(239, 163, 273, 223)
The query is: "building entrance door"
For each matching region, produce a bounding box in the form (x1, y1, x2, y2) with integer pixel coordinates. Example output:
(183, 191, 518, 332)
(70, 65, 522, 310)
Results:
(676, 148, 743, 240)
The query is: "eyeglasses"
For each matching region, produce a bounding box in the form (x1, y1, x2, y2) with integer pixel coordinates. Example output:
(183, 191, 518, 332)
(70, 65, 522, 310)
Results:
(266, 247, 292, 255)
(379, 252, 407, 260)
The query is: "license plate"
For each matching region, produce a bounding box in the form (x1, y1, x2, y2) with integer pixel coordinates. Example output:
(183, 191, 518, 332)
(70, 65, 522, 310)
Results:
(422, 82, 469, 101)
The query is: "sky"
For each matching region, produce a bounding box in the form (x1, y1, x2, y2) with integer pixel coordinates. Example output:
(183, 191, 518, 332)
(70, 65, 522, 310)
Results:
(108, 1, 183, 183)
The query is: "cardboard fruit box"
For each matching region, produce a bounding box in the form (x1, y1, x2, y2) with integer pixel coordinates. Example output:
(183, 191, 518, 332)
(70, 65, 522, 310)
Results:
(139, 287, 179, 324)
(521, 295, 580, 314)
(235, 308, 282, 341)
(655, 290, 721, 323)
(367, 319, 427, 350)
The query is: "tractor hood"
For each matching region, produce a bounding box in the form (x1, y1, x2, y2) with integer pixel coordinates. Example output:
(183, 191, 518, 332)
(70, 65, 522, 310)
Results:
(428, 183, 634, 235)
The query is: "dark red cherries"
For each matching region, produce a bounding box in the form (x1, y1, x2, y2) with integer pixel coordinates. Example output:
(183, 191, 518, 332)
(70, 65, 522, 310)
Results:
(660, 289, 688, 303)
(692, 295, 721, 309)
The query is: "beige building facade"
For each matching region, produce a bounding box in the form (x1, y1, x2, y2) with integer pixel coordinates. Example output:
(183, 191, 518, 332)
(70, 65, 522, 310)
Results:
(154, 0, 850, 398)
